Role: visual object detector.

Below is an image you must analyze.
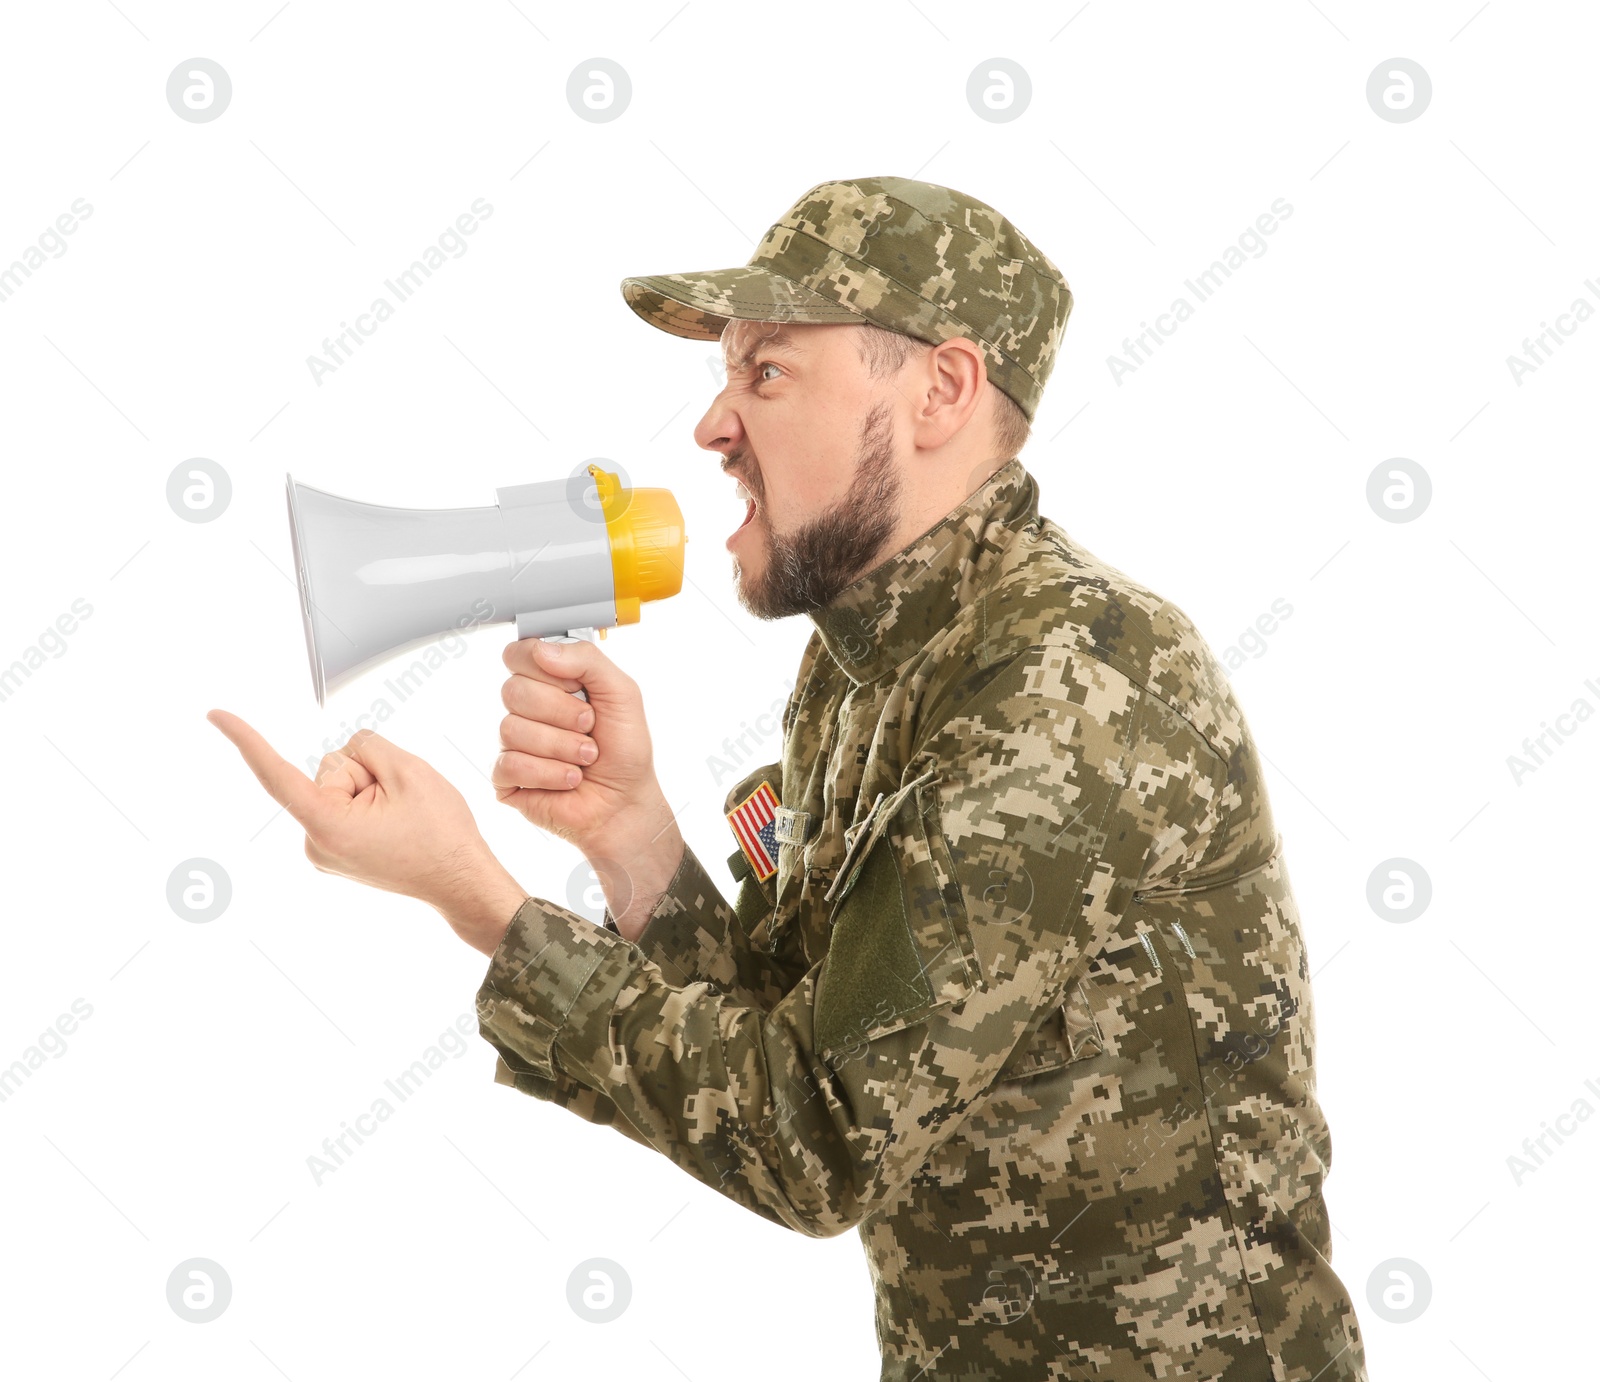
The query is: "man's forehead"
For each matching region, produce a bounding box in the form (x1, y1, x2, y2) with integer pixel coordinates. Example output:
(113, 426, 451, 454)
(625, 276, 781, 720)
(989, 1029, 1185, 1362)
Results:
(720, 320, 810, 367)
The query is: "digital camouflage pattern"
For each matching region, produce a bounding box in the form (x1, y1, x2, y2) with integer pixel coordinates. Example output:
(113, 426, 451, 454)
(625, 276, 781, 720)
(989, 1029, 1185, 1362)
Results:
(618, 176, 1072, 422)
(476, 460, 1367, 1380)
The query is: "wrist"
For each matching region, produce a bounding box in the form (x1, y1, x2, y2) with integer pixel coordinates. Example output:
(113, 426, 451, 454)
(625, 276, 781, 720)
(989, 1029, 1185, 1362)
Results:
(587, 799, 685, 942)
(608, 837, 685, 942)
(573, 790, 678, 859)
(434, 851, 527, 957)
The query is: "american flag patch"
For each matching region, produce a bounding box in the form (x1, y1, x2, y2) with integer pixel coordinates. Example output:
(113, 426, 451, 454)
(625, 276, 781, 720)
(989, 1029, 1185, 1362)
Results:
(726, 780, 781, 881)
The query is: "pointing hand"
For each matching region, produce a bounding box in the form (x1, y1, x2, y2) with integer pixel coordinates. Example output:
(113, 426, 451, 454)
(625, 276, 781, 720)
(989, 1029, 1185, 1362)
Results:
(206, 710, 527, 955)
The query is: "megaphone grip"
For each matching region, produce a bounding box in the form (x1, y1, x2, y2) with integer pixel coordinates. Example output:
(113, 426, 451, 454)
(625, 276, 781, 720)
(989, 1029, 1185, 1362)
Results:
(541, 630, 597, 702)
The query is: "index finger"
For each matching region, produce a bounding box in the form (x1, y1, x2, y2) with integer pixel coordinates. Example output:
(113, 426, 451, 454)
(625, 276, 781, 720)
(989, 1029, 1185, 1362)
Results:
(501, 638, 584, 692)
(207, 709, 324, 825)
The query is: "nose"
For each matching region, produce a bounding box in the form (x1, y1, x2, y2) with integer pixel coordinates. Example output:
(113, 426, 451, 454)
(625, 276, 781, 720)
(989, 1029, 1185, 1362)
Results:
(693, 382, 745, 462)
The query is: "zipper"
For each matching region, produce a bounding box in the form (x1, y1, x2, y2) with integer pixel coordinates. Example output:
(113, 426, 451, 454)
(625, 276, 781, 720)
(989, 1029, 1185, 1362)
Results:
(1132, 836, 1283, 901)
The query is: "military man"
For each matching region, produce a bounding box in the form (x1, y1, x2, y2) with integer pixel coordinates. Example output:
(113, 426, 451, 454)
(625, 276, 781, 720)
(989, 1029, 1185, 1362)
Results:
(210, 177, 1367, 1380)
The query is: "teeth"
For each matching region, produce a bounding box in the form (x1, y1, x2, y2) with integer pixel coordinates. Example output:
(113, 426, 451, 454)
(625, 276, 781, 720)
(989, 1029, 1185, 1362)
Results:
(733, 479, 753, 504)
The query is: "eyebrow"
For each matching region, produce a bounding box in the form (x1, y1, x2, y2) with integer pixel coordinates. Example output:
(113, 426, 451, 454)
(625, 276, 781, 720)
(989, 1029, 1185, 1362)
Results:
(723, 326, 805, 371)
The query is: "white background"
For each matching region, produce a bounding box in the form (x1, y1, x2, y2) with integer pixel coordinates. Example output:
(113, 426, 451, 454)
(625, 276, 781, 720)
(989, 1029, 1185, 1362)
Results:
(1, 2, 1594, 1377)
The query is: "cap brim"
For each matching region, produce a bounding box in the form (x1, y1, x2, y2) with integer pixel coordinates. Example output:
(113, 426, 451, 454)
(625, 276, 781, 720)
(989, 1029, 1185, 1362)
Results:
(620, 265, 868, 341)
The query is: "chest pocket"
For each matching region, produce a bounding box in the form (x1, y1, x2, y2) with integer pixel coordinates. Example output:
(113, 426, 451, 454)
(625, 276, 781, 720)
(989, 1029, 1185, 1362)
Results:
(812, 771, 982, 1065)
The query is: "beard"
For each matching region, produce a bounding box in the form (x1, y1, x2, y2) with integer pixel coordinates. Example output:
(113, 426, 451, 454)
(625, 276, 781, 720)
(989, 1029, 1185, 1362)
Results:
(731, 399, 903, 620)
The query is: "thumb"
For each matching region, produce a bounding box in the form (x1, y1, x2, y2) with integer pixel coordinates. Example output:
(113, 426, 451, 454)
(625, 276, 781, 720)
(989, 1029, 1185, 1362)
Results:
(338, 728, 410, 779)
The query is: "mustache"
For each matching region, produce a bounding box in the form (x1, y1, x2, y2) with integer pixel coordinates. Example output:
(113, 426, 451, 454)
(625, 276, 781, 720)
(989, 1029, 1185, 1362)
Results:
(722, 453, 764, 505)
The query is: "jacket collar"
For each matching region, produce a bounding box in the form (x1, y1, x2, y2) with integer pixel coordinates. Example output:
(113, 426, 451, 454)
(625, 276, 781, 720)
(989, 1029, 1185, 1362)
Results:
(809, 457, 1040, 685)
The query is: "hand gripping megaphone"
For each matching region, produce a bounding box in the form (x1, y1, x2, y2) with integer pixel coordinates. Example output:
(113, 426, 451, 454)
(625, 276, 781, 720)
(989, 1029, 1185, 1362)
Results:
(285, 463, 685, 705)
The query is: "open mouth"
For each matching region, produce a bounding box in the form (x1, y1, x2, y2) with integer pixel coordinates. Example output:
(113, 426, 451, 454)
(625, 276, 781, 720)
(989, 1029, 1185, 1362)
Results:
(728, 476, 758, 543)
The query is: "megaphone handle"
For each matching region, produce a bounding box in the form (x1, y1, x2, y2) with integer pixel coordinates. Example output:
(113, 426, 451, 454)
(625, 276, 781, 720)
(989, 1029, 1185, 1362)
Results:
(541, 628, 599, 703)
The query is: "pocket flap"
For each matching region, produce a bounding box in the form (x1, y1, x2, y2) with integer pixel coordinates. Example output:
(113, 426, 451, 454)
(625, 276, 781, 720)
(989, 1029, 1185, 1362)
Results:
(996, 978, 1107, 1082)
(813, 775, 979, 1063)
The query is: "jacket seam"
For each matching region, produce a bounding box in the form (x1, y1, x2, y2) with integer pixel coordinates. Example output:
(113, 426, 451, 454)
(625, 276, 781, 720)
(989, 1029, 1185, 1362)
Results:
(1138, 920, 1279, 1367)
(1047, 688, 1149, 1004)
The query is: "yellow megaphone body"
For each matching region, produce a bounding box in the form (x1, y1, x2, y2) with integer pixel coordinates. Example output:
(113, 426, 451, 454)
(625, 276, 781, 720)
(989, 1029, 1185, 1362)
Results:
(286, 464, 685, 705)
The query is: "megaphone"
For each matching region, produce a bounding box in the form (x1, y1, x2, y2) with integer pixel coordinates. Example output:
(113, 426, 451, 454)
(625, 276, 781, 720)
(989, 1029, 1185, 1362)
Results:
(285, 463, 685, 706)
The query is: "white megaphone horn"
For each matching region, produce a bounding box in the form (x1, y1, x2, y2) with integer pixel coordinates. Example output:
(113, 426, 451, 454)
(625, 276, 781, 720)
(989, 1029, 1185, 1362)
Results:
(285, 463, 686, 706)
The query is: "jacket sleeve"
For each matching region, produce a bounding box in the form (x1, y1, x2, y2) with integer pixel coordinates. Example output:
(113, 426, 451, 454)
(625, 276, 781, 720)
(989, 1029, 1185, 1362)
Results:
(484, 837, 802, 1149)
(486, 1046, 658, 1152)
(475, 642, 1153, 1237)
(596, 837, 800, 1012)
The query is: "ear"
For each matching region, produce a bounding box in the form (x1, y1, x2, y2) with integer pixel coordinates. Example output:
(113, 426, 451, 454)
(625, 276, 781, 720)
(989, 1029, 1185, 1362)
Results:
(908, 336, 988, 451)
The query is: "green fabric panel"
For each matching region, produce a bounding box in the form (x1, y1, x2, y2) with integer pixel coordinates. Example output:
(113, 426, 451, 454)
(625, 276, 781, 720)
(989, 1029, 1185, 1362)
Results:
(727, 847, 773, 933)
(814, 838, 934, 1058)
(733, 874, 771, 932)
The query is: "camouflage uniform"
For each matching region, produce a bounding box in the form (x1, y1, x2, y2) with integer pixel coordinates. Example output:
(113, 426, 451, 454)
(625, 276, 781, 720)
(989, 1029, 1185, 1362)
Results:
(476, 178, 1367, 1379)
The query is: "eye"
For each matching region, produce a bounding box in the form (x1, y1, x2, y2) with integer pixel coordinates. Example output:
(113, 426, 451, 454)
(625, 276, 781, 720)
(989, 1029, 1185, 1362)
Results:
(758, 361, 782, 382)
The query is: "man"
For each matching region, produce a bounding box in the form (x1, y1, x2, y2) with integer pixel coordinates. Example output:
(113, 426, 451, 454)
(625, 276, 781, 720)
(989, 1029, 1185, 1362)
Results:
(211, 177, 1367, 1380)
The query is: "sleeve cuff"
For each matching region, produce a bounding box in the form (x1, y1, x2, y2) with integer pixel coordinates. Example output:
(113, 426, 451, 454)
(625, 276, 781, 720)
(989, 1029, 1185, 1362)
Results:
(599, 844, 703, 936)
(592, 844, 733, 988)
(475, 895, 640, 1083)
(633, 842, 717, 945)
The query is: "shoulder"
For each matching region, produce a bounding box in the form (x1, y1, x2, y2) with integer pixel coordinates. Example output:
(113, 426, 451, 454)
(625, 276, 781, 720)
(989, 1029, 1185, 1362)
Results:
(917, 520, 1248, 766)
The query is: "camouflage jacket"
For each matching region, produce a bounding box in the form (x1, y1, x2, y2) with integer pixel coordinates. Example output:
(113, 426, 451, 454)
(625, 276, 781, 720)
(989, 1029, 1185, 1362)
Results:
(475, 459, 1368, 1381)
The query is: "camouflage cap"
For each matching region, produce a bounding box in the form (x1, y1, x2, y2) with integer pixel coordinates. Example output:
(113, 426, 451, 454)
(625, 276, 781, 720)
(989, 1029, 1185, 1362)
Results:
(619, 176, 1072, 423)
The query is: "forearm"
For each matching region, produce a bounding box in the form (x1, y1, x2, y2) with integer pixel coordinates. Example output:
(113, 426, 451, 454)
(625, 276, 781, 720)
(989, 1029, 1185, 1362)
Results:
(434, 790, 685, 956)
(475, 861, 1072, 1240)
(586, 795, 687, 941)
(477, 898, 863, 1236)
(429, 853, 530, 958)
